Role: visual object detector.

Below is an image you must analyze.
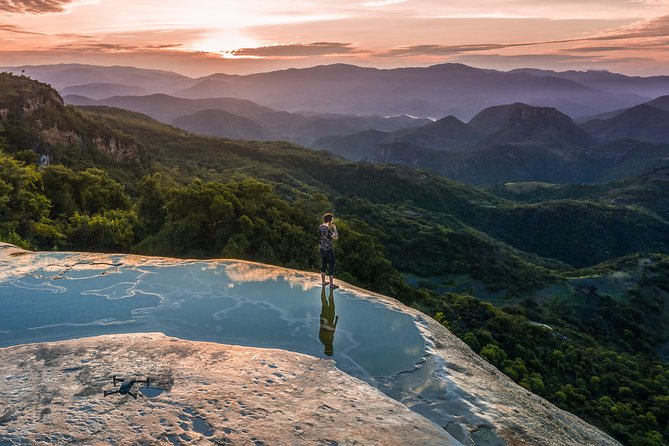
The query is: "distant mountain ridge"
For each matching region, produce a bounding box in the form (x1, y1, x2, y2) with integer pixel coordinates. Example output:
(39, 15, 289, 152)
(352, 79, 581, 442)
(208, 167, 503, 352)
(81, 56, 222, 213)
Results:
(581, 104, 669, 143)
(510, 67, 669, 99)
(65, 93, 274, 122)
(316, 100, 669, 185)
(61, 83, 147, 99)
(5, 62, 666, 120)
(9, 62, 669, 185)
(65, 93, 430, 146)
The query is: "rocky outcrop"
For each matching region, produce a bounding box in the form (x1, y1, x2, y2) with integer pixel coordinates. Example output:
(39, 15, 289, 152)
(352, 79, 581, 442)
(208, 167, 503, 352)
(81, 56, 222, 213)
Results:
(485, 105, 595, 149)
(0, 333, 455, 446)
(0, 73, 148, 165)
(93, 135, 144, 163)
(40, 126, 82, 147)
(21, 92, 64, 116)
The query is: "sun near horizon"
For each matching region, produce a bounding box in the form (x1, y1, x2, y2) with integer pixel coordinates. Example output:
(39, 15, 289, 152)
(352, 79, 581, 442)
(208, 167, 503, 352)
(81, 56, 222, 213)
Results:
(1, 0, 668, 77)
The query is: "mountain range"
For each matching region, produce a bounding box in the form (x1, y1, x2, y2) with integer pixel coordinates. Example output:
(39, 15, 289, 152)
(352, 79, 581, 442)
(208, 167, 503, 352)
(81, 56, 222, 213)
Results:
(6, 62, 669, 119)
(64, 93, 429, 146)
(6, 63, 669, 186)
(316, 100, 669, 185)
(65, 93, 669, 186)
(60, 89, 669, 187)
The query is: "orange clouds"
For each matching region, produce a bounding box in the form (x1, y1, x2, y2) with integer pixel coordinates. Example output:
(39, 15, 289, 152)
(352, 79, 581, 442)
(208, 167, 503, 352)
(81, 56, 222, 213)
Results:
(0, 0, 77, 14)
(229, 42, 362, 58)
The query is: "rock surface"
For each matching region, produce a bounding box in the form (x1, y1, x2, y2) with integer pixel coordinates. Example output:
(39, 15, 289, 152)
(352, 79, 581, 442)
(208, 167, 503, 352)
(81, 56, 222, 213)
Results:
(0, 333, 455, 445)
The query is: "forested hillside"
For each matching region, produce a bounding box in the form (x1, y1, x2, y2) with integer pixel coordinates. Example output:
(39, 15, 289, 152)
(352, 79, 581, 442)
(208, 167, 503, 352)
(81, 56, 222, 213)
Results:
(1, 73, 668, 445)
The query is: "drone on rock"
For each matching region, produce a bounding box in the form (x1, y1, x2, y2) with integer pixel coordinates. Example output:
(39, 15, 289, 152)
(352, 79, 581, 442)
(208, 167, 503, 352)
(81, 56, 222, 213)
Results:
(103, 375, 151, 399)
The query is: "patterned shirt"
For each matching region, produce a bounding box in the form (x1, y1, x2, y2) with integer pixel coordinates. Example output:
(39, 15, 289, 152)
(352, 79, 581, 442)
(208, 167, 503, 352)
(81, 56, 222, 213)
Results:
(319, 223, 336, 251)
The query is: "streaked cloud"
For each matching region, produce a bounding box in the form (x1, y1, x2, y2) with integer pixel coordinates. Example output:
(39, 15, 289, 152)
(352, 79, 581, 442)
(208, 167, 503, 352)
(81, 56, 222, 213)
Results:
(381, 42, 545, 57)
(230, 42, 360, 58)
(0, 23, 44, 34)
(378, 15, 669, 59)
(564, 46, 630, 53)
(599, 14, 669, 39)
(0, 0, 77, 14)
(359, 0, 408, 6)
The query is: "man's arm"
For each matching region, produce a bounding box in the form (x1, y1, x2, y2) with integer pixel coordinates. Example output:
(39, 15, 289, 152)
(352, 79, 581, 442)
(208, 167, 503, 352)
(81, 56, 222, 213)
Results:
(331, 224, 338, 240)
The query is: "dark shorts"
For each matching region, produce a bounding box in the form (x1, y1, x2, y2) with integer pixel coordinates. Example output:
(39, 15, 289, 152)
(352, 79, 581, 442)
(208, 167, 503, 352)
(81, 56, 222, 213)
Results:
(320, 248, 335, 276)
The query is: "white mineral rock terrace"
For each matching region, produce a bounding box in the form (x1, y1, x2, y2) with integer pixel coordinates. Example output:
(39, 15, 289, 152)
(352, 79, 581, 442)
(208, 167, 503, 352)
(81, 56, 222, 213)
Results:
(0, 333, 455, 445)
(0, 244, 621, 445)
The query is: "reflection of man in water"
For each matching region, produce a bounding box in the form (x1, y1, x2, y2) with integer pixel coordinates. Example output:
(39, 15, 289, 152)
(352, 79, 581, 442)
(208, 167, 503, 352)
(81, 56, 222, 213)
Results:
(319, 287, 339, 356)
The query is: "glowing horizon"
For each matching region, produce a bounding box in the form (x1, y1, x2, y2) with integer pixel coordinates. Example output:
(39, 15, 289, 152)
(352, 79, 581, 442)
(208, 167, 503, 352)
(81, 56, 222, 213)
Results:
(1, 0, 668, 77)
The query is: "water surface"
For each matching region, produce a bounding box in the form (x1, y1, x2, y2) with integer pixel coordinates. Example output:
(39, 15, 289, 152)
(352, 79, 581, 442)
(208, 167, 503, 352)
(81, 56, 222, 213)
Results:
(0, 255, 424, 379)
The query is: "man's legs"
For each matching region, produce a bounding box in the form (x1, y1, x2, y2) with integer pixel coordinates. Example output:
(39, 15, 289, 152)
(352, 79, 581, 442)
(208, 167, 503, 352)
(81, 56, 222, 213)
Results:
(328, 250, 338, 289)
(321, 249, 328, 286)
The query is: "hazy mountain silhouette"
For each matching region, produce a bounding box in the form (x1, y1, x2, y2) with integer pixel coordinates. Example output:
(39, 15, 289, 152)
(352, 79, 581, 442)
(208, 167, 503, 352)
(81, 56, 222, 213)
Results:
(645, 95, 669, 111)
(60, 83, 147, 99)
(66, 92, 428, 145)
(390, 116, 483, 150)
(171, 108, 427, 146)
(315, 129, 391, 161)
(173, 77, 236, 99)
(6, 62, 663, 120)
(510, 68, 669, 99)
(64, 93, 274, 122)
(184, 63, 643, 119)
(3, 63, 190, 92)
(172, 109, 276, 141)
(575, 93, 669, 124)
(63, 94, 99, 106)
(581, 104, 669, 143)
(315, 115, 482, 159)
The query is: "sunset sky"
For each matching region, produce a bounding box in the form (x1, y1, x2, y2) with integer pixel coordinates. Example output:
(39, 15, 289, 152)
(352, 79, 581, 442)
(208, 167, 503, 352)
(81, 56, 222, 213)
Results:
(1, 0, 668, 77)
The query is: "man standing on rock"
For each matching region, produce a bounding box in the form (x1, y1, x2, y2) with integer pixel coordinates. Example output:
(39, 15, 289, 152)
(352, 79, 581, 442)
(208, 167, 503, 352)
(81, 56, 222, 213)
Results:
(319, 213, 339, 289)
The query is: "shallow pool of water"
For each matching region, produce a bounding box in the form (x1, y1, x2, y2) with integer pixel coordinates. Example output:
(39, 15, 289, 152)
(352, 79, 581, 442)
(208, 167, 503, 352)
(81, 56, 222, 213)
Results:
(0, 255, 425, 379)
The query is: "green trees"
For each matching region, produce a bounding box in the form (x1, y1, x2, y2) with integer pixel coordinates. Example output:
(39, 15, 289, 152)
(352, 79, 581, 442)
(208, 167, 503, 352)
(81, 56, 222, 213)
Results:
(0, 153, 137, 251)
(135, 177, 318, 268)
(68, 209, 138, 251)
(0, 152, 56, 248)
(433, 292, 669, 445)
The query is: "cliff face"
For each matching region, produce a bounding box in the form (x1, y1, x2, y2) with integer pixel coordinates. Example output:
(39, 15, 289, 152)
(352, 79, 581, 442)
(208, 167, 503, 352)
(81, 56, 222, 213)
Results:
(484, 105, 595, 149)
(0, 244, 621, 446)
(92, 135, 143, 162)
(0, 73, 147, 165)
